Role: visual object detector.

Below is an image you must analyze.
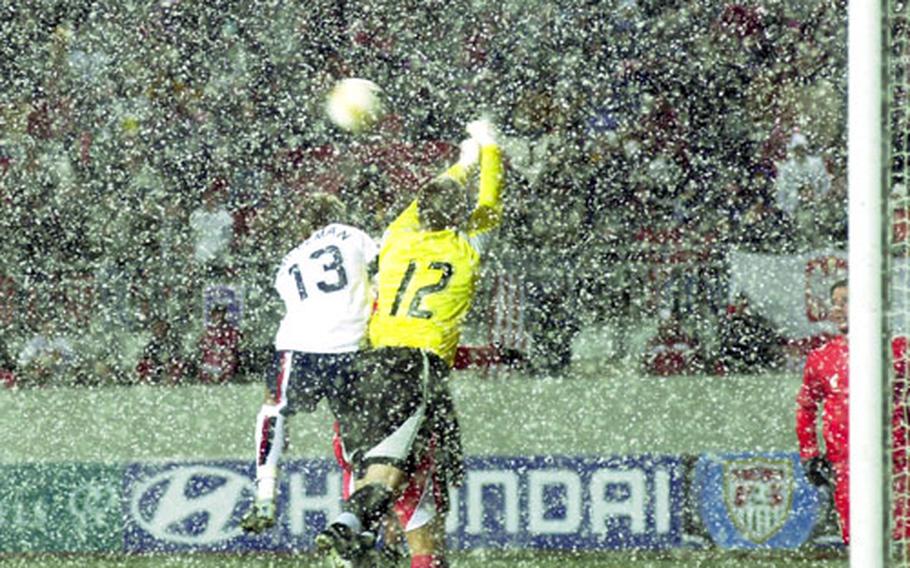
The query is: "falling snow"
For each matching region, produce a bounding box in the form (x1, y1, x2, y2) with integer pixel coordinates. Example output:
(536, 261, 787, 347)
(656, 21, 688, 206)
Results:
(0, 1, 853, 567)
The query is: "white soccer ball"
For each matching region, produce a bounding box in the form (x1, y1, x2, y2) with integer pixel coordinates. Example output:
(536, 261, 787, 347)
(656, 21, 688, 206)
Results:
(325, 78, 384, 133)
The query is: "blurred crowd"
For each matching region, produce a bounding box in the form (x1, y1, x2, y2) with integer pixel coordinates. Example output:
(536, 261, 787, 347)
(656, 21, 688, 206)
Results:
(0, 0, 848, 387)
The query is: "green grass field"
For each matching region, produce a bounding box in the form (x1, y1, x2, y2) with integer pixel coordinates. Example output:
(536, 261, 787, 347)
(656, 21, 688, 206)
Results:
(0, 366, 805, 463)
(0, 367, 842, 567)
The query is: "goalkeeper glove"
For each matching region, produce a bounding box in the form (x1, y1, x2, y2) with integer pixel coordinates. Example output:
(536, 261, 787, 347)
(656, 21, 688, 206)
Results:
(240, 499, 276, 534)
(801, 456, 833, 487)
(457, 138, 480, 169)
(466, 118, 497, 146)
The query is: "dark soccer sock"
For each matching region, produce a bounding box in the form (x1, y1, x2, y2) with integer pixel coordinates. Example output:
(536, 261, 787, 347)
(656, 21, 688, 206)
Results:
(344, 483, 394, 533)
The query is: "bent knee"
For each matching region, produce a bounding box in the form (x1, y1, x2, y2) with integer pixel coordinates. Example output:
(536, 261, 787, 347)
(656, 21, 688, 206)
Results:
(356, 464, 407, 492)
(405, 518, 444, 555)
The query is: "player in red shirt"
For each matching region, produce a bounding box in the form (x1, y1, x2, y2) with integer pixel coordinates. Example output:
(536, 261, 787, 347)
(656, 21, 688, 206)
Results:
(797, 279, 910, 545)
(796, 279, 849, 542)
(892, 335, 910, 544)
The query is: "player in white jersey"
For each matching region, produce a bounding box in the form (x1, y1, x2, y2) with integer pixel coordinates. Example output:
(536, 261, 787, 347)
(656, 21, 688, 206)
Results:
(272, 222, 377, 354)
(241, 193, 379, 533)
(242, 194, 457, 566)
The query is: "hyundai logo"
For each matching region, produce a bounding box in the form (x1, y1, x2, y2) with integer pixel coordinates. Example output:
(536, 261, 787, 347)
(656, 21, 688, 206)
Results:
(130, 465, 254, 545)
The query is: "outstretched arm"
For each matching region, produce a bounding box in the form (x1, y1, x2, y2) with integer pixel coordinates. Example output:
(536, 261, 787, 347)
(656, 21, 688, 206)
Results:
(384, 137, 482, 235)
(387, 119, 504, 237)
(465, 119, 504, 236)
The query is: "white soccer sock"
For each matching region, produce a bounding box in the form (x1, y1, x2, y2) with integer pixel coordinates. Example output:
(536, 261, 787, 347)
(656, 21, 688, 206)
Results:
(257, 465, 278, 502)
(254, 404, 285, 501)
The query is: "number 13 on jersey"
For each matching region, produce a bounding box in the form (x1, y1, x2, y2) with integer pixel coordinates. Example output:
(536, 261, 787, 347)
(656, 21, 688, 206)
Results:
(287, 245, 349, 301)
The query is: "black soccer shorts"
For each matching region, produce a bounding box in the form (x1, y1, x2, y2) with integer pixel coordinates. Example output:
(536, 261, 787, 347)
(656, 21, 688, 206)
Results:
(332, 347, 459, 478)
(266, 350, 361, 416)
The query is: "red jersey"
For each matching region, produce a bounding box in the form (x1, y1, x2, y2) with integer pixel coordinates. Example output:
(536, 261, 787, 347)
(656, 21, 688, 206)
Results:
(796, 335, 849, 463)
(892, 337, 910, 540)
(797, 335, 910, 463)
(795, 334, 910, 541)
(893, 337, 909, 466)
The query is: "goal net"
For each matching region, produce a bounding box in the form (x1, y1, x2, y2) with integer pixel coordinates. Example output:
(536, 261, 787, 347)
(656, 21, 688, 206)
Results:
(888, 0, 910, 564)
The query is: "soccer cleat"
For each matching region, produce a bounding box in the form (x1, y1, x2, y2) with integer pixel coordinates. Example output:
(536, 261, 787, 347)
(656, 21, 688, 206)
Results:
(315, 522, 376, 567)
(240, 500, 276, 534)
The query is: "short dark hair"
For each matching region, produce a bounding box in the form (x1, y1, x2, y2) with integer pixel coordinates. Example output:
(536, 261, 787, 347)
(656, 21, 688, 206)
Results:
(830, 279, 848, 298)
(419, 175, 463, 202)
(307, 193, 346, 229)
(418, 175, 467, 231)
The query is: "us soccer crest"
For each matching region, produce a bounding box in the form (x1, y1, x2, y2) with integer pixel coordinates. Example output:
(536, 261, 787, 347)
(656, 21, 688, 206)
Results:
(723, 458, 793, 543)
(695, 452, 822, 549)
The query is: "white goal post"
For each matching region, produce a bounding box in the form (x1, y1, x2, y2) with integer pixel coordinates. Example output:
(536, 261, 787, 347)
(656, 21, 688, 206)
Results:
(849, 0, 885, 567)
(848, 0, 910, 564)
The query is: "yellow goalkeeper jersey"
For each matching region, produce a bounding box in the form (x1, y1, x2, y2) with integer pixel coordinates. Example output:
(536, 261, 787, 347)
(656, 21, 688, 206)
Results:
(369, 144, 503, 366)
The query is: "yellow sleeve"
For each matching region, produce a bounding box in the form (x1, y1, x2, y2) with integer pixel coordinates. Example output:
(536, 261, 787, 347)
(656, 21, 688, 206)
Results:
(443, 162, 469, 187)
(385, 199, 420, 233)
(467, 144, 504, 235)
(390, 144, 502, 237)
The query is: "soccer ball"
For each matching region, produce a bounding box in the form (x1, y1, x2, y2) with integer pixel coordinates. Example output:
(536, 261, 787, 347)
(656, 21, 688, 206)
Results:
(325, 78, 384, 133)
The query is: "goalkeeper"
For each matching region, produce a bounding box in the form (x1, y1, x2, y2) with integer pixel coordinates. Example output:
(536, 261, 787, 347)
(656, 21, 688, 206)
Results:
(797, 280, 910, 546)
(316, 118, 504, 568)
(796, 280, 849, 543)
(797, 280, 910, 545)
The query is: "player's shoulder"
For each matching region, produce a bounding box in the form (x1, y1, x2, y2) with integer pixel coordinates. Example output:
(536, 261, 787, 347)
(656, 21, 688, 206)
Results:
(385, 201, 420, 234)
(305, 223, 375, 245)
(818, 333, 845, 350)
(340, 223, 377, 243)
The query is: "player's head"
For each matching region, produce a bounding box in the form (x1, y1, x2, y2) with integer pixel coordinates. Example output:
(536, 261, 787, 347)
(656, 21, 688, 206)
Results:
(829, 279, 848, 334)
(788, 132, 809, 160)
(307, 192, 347, 230)
(418, 175, 469, 231)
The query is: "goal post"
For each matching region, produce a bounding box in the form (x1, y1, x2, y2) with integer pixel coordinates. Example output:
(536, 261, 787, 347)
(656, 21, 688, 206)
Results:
(885, 0, 910, 564)
(849, 0, 886, 566)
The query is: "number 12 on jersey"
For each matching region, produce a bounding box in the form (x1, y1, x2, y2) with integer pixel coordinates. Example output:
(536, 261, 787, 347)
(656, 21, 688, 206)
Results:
(390, 260, 454, 319)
